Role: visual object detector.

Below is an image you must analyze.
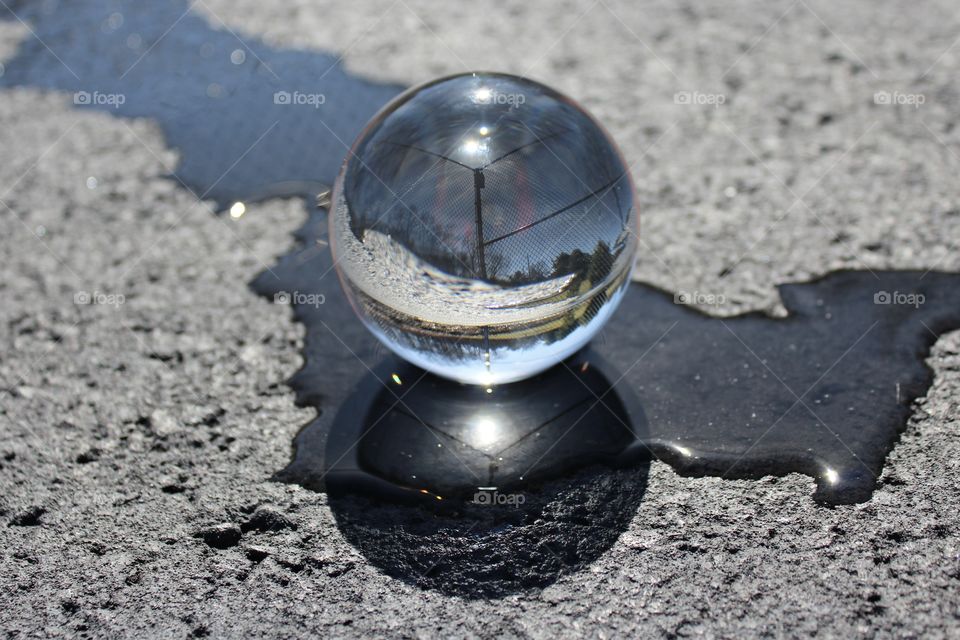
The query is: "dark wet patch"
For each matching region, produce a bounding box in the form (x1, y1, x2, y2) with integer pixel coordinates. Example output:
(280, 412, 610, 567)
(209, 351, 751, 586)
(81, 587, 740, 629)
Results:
(258, 204, 960, 507)
(0, 0, 402, 210)
(605, 270, 960, 503)
(253, 198, 960, 595)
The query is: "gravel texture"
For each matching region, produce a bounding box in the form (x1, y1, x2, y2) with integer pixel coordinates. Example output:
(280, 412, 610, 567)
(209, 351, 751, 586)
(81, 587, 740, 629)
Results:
(1, 0, 959, 637)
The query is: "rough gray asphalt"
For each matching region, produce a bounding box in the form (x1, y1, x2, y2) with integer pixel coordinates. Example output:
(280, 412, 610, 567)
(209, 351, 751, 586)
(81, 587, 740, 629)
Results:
(2, 0, 959, 637)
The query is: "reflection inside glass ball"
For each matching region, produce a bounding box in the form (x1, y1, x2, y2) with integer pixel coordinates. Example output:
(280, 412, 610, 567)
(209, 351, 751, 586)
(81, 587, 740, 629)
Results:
(330, 72, 637, 384)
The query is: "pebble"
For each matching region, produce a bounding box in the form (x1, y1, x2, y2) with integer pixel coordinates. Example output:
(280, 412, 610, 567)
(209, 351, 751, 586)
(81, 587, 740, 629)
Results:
(148, 409, 179, 437)
(241, 505, 297, 533)
(194, 522, 241, 549)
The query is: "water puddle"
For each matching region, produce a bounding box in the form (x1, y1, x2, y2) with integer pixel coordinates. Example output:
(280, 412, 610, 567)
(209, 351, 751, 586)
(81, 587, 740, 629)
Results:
(254, 199, 960, 594)
(0, 0, 402, 210)
(262, 203, 960, 507)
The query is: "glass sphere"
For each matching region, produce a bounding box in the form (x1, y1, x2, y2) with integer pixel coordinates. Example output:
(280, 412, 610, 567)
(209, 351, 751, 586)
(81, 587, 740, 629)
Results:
(329, 72, 637, 385)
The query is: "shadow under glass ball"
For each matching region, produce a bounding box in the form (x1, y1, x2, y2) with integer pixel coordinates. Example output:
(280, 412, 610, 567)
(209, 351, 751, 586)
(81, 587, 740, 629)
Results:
(312, 352, 650, 598)
(330, 72, 637, 384)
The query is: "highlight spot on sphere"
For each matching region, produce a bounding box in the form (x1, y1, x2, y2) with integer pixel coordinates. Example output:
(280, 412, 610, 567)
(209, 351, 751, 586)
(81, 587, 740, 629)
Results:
(330, 72, 638, 384)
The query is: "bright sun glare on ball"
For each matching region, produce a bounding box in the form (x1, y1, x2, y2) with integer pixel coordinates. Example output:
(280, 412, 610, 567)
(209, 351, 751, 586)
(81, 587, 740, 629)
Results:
(473, 417, 499, 447)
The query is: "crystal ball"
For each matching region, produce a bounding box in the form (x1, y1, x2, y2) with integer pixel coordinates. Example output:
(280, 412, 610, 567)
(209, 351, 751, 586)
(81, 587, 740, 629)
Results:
(330, 72, 637, 385)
